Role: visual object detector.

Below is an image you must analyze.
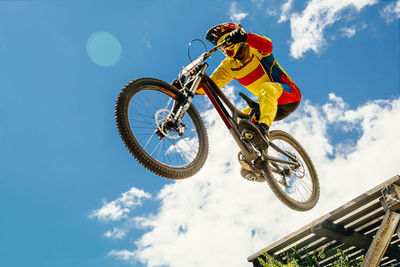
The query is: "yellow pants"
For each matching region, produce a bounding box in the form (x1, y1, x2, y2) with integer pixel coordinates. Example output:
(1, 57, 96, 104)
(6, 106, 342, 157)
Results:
(242, 82, 283, 127)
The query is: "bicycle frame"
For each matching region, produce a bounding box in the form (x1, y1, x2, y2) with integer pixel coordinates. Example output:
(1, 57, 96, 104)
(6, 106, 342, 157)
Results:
(199, 72, 259, 162)
(200, 74, 299, 169)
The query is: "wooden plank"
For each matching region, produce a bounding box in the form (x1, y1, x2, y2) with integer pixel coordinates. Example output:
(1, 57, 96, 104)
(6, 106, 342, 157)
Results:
(333, 198, 381, 225)
(361, 211, 400, 267)
(313, 244, 353, 266)
(320, 247, 364, 266)
(381, 258, 399, 266)
(354, 214, 385, 233)
(339, 202, 383, 229)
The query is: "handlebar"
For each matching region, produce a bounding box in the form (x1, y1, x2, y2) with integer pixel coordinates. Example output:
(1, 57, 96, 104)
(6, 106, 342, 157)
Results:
(180, 40, 228, 79)
(203, 40, 227, 60)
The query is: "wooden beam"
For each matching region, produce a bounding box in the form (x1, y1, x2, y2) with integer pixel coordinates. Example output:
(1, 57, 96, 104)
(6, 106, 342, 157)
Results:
(311, 219, 400, 261)
(311, 220, 371, 249)
(361, 211, 400, 267)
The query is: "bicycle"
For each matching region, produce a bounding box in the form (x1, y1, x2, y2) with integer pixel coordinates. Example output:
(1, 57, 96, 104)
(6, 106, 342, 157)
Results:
(115, 40, 319, 211)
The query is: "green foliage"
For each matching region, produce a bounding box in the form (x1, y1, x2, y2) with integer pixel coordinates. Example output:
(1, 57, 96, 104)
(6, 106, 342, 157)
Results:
(257, 248, 364, 267)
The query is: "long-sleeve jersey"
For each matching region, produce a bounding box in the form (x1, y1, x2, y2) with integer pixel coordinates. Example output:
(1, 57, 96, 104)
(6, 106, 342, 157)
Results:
(209, 33, 301, 105)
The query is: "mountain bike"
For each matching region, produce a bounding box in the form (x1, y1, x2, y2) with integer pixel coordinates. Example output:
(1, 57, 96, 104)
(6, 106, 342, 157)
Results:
(115, 40, 319, 211)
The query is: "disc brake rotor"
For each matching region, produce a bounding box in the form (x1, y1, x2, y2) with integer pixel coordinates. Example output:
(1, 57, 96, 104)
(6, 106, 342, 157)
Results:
(284, 151, 305, 179)
(155, 109, 183, 139)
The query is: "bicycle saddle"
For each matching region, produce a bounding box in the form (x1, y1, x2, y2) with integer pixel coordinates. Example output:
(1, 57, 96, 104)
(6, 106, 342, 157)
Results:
(239, 92, 260, 121)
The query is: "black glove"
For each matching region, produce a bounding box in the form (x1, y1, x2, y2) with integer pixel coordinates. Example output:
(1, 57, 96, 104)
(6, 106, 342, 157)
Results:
(225, 28, 247, 45)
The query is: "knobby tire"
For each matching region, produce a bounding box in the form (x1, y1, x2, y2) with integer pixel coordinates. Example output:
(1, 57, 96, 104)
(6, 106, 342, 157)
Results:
(115, 78, 208, 179)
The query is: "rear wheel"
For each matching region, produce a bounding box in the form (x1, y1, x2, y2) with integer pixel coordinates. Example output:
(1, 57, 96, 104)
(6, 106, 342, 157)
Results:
(115, 78, 208, 179)
(264, 130, 319, 211)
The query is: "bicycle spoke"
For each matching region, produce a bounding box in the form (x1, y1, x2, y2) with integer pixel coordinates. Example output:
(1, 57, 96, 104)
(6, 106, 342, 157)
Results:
(144, 130, 158, 150)
(169, 138, 195, 162)
(149, 138, 163, 157)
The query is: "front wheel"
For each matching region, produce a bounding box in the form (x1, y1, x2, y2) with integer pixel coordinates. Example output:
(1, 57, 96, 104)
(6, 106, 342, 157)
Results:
(264, 130, 319, 211)
(115, 78, 208, 179)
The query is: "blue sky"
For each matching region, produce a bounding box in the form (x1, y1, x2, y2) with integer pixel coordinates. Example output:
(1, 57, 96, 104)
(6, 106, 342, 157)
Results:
(1, 1, 399, 267)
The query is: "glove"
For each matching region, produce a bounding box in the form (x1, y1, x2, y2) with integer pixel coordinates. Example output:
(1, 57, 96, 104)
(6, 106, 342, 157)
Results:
(225, 28, 247, 45)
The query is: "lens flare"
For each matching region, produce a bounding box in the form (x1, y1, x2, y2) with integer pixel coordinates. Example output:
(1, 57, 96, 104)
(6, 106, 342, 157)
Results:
(86, 32, 122, 67)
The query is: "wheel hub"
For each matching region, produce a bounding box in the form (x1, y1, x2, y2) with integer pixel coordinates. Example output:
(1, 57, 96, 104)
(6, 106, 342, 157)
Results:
(155, 109, 185, 139)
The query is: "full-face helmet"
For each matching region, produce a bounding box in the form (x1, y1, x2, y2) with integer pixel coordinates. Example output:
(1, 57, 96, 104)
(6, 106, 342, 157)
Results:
(205, 22, 245, 58)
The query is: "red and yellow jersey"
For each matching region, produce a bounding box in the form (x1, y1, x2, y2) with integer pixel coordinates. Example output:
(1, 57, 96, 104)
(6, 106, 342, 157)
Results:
(204, 33, 301, 105)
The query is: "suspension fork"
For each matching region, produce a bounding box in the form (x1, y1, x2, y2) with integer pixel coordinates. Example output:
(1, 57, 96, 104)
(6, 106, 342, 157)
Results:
(168, 64, 208, 125)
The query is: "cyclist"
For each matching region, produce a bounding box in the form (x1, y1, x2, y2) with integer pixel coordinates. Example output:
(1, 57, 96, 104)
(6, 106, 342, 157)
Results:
(199, 22, 302, 180)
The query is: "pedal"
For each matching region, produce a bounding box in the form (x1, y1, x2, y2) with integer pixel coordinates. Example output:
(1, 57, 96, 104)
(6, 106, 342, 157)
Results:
(238, 119, 269, 150)
(241, 129, 255, 140)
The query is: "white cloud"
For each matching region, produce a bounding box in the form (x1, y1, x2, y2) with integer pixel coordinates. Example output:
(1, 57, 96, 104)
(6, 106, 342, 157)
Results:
(341, 27, 356, 38)
(93, 91, 400, 267)
(278, 0, 294, 23)
(229, 2, 248, 23)
(288, 0, 377, 59)
(143, 38, 152, 49)
(108, 249, 135, 261)
(104, 227, 127, 240)
(381, 0, 400, 23)
(89, 187, 151, 221)
(266, 8, 277, 17)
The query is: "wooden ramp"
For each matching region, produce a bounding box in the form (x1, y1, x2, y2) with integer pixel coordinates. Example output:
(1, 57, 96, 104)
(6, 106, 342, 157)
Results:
(248, 175, 400, 266)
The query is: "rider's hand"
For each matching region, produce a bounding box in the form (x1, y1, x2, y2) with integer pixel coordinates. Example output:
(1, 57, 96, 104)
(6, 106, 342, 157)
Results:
(225, 28, 247, 45)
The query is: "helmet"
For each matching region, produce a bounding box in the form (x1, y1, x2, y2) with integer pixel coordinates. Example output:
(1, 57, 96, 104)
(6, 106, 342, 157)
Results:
(205, 22, 243, 45)
(205, 22, 245, 58)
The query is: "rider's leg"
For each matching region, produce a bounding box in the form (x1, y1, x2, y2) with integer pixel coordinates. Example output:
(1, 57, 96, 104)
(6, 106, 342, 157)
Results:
(257, 82, 284, 131)
(275, 102, 300, 121)
(274, 82, 301, 120)
(239, 82, 283, 181)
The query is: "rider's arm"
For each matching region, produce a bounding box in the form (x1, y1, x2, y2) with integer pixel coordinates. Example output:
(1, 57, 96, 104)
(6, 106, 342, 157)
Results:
(210, 61, 233, 88)
(246, 33, 273, 55)
(196, 60, 233, 95)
